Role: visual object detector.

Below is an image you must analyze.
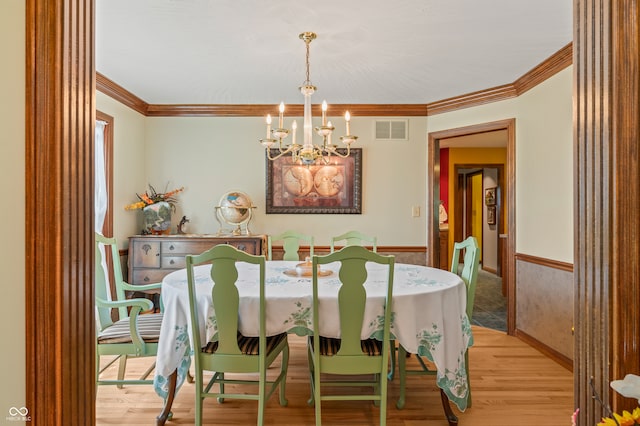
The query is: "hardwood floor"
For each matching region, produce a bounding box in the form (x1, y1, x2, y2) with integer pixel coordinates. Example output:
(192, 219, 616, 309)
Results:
(96, 327, 573, 425)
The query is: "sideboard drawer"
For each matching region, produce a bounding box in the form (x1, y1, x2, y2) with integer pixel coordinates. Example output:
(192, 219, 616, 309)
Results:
(162, 256, 186, 269)
(223, 239, 259, 254)
(161, 240, 217, 255)
(128, 234, 266, 287)
(131, 240, 161, 268)
(131, 269, 168, 285)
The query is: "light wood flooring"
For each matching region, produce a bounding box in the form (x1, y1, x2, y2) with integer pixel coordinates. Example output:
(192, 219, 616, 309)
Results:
(96, 326, 573, 425)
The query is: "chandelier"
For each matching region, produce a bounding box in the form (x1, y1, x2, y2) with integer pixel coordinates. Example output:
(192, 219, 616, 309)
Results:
(259, 32, 358, 165)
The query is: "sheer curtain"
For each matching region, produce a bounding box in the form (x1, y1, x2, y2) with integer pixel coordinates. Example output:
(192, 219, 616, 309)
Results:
(95, 121, 110, 305)
(95, 120, 107, 233)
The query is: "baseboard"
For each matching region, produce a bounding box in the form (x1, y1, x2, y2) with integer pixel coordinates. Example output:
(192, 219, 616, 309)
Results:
(482, 265, 497, 274)
(515, 328, 573, 372)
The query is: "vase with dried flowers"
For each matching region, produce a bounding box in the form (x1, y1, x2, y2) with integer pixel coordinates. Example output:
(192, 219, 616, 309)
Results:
(576, 375, 640, 425)
(125, 184, 184, 235)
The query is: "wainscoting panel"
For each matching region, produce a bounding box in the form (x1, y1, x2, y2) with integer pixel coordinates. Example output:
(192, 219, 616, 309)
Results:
(515, 255, 574, 361)
(383, 249, 427, 266)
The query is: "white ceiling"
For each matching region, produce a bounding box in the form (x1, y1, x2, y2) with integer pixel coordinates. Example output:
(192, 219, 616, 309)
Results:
(96, 0, 573, 106)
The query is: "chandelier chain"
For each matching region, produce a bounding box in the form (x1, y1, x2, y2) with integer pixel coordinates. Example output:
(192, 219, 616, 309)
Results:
(305, 39, 311, 85)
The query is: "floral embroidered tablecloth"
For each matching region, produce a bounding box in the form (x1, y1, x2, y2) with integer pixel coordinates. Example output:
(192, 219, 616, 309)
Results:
(153, 261, 474, 410)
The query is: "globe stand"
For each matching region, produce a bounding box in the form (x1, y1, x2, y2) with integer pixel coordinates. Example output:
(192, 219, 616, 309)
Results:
(214, 206, 231, 236)
(214, 191, 256, 237)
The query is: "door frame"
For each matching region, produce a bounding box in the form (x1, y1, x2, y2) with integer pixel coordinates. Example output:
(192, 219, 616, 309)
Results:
(427, 118, 515, 334)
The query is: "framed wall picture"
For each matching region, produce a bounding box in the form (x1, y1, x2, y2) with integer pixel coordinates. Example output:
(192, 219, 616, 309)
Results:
(487, 205, 496, 225)
(266, 148, 362, 214)
(485, 187, 496, 206)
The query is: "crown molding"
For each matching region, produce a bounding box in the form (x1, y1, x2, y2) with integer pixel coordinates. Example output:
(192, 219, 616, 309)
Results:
(96, 72, 148, 115)
(514, 42, 573, 95)
(426, 84, 518, 116)
(145, 103, 428, 117)
(426, 43, 573, 116)
(98, 42, 573, 118)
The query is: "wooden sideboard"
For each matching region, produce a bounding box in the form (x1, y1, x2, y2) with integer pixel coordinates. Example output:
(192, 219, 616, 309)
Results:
(127, 234, 266, 286)
(439, 227, 449, 270)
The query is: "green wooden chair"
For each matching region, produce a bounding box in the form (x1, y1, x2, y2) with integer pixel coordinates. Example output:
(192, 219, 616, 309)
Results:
(185, 244, 289, 426)
(391, 235, 480, 413)
(307, 246, 395, 426)
(95, 233, 163, 388)
(267, 230, 314, 261)
(330, 230, 377, 253)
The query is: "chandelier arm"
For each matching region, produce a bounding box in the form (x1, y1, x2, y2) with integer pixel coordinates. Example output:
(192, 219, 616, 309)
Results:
(320, 155, 331, 165)
(265, 147, 294, 161)
(327, 145, 351, 158)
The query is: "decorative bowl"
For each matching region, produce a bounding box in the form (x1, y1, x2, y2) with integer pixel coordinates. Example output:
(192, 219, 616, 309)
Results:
(295, 257, 319, 276)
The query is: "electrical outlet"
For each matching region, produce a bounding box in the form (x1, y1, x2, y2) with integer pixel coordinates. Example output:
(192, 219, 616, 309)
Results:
(412, 206, 420, 217)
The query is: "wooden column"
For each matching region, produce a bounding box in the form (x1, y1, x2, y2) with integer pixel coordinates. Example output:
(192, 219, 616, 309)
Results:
(574, 0, 640, 423)
(610, 0, 640, 414)
(26, 0, 95, 424)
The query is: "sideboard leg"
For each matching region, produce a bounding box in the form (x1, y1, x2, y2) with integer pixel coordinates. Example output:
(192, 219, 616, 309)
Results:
(156, 369, 177, 426)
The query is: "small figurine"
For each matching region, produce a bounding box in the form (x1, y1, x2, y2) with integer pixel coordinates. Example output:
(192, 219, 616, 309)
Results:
(177, 215, 190, 234)
(439, 200, 448, 224)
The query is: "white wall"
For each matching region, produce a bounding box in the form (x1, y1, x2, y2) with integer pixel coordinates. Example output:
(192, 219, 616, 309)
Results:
(142, 115, 428, 246)
(515, 68, 573, 263)
(428, 67, 574, 262)
(1, 0, 25, 415)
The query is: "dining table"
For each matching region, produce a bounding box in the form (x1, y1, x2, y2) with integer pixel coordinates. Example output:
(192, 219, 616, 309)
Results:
(153, 259, 473, 425)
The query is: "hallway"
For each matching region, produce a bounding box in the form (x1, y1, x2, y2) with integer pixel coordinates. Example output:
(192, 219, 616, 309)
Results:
(471, 268, 507, 332)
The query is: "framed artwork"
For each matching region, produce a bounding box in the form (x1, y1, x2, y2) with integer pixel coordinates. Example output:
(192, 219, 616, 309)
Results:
(266, 148, 362, 214)
(487, 205, 496, 225)
(485, 187, 496, 206)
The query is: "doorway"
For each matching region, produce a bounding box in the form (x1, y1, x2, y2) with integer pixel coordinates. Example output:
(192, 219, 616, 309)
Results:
(427, 119, 515, 335)
(454, 166, 507, 331)
(454, 165, 504, 277)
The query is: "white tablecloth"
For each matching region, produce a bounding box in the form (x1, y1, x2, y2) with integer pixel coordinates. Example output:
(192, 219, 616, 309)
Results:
(153, 261, 474, 410)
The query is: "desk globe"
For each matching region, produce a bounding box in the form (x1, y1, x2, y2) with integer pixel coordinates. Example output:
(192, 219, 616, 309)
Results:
(215, 191, 256, 236)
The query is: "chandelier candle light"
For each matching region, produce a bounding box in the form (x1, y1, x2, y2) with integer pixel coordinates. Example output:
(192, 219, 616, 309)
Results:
(259, 32, 358, 165)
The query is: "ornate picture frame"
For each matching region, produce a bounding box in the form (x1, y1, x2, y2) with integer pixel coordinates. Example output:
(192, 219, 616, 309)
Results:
(266, 148, 362, 214)
(485, 187, 496, 206)
(487, 205, 496, 225)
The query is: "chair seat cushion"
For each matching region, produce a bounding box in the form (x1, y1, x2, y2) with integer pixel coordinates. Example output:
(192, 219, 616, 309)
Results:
(202, 332, 287, 355)
(97, 313, 163, 344)
(311, 336, 383, 356)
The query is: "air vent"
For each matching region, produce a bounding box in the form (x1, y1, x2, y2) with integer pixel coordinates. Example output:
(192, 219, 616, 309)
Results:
(375, 120, 408, 140)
